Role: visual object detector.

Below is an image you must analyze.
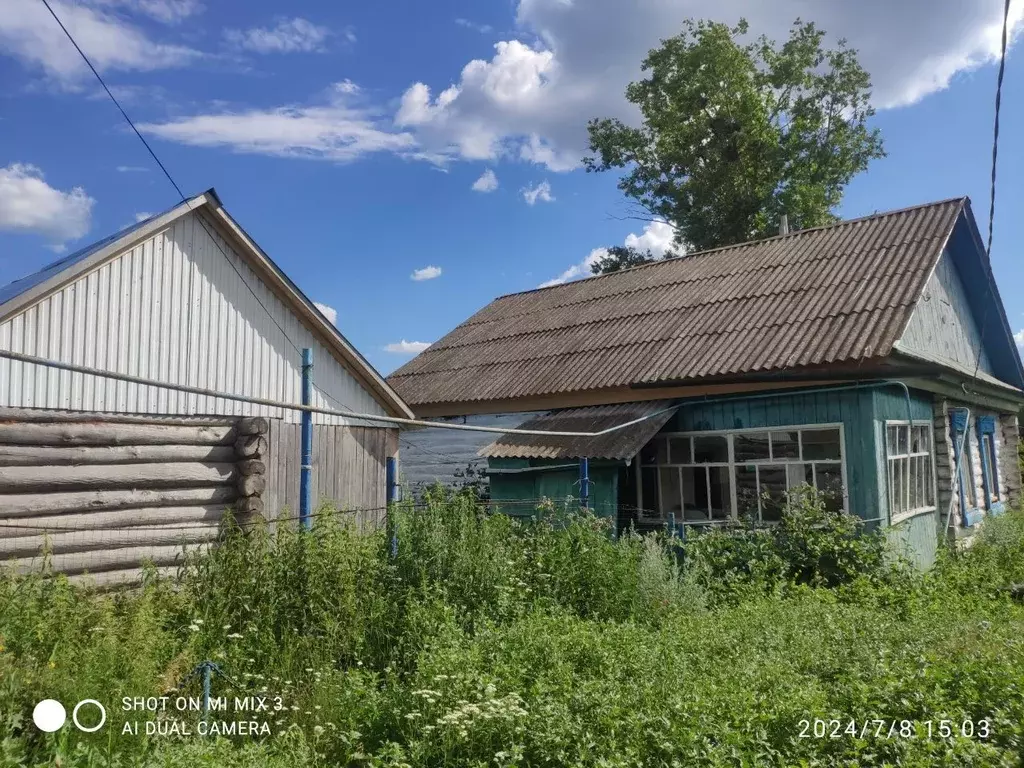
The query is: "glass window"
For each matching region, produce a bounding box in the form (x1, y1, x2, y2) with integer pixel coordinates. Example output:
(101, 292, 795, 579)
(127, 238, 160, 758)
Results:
(639, 425, 847, 523)
(802, 428, 841, 460)
(639, 466, 660, 520)
(735, 432, 770, 461)
(693, 435, 728, 463)
(669, 437, 691, 464)
(770, 431, 800, 459)
(885, 422, 935, 520)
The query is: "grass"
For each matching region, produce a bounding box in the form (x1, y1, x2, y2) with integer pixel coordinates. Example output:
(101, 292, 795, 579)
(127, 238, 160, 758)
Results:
(1, 489, 1024, 766)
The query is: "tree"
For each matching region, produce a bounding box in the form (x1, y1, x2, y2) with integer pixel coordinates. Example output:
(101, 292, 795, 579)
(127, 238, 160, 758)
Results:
(584, 18, 885, 256)
(589, 245, 665, 275)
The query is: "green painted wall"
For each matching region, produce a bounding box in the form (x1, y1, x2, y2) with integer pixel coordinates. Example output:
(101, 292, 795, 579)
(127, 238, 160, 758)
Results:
(488, 457, 619, 521)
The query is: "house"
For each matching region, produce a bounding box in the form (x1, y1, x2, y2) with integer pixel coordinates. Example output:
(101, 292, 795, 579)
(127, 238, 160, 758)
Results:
(388, 197, 1024, 567)
(0, 189, 412, 583)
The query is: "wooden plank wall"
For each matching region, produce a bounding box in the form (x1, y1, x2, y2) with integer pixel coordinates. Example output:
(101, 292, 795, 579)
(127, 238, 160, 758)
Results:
(0, 408, 246, 588)
(265, 420, 395, 529)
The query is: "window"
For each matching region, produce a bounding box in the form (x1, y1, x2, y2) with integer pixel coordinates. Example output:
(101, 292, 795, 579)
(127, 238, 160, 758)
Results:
(637, 425, 846, 524)
(885, 422, 935, 522)
(950, 411, 977, 517)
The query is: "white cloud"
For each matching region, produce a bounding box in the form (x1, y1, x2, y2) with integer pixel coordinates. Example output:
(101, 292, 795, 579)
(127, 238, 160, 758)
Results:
(88, 0, 204, 24)
(134, 211, 153, 222)
(411, 265, 442, 281)
(139, 84, 416, 163)
(116, 165, 149, 172)
(314, 302, 338, 325)
(0, 163, 94, 246)
(0, 0, 203, 84)
(538, 219, 679, 287)
(224, 17, 333, 54)
(386, 0, 1024, 171)
(456, 18, 493, 34)
(385, 340, 432, 354)
(522, 180, 554, 205)
(471, 168, 499, 192)
(538, 247, 605, 288)
(624, 220, 677, 258)
(1014, 329, 1024, 349)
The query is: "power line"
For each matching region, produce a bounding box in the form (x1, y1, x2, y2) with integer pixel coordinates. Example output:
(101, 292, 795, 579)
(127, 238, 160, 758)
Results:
(38, 0, 303, 365)
(971, 0, 1013, 385)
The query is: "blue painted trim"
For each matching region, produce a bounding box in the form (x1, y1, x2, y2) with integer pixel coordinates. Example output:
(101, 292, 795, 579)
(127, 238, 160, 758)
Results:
(579, 457, 590, 509)
(976, 419, 992, 510)
(990, 501, 1007, 517)
(299, 348, 313, 530)
(949, 409, 969, 525)
(977, 416, 996, 434)
(963, 507, 985, 527)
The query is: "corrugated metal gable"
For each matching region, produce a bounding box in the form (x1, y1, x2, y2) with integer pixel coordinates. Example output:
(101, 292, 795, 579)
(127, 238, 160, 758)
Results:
(390, 198, 966, 407)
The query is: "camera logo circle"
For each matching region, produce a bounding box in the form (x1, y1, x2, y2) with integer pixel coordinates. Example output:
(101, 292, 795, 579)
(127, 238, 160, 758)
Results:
(72, 700, 107, 732)
(32, 700, 66, 732)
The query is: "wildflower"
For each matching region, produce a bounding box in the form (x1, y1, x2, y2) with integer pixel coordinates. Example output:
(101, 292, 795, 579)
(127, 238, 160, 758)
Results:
(188, 624, 201, 632)
(222, 625, 231, 631)
(313, 725, 324, 736)
(227, 633, 243, 640)
(193, 619, 204, 625)
(48, 660, 56, 669)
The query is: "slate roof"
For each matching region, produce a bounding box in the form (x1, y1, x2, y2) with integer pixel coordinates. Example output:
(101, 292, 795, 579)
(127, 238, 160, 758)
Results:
(389, 198, 967, 408)
(480, 400, 677, 460)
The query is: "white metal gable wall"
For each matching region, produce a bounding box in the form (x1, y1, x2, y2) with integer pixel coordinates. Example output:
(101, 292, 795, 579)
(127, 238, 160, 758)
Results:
(0, 211, 386, 424)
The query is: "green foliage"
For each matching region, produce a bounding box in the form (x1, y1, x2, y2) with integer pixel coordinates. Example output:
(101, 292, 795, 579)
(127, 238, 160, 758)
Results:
(2, 497, 1024, 766)
(584, 18, 885, 257)
(588, 245, 662, 275)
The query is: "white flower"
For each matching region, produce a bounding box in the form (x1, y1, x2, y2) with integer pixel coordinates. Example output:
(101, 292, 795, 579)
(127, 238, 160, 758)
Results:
(227, 633, 243, 640)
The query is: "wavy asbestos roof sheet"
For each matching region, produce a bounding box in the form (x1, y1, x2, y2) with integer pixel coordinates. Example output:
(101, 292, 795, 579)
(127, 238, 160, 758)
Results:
(481, 401, 676, 460)
(389, 198, 965, 408)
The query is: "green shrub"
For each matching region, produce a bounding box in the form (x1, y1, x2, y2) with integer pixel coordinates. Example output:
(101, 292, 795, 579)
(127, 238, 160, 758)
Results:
(2, 498, 1023, 766)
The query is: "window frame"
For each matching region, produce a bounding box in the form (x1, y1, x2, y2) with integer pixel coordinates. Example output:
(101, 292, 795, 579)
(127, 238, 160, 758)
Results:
(635, 422, 848, 525)
(976, 416, 1000, 508)
(883, 420, 938, 525)
(950, 410, 980, 526)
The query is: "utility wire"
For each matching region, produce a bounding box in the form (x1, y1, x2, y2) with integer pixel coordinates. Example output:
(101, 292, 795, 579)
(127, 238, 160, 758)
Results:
(970, 0, 1013, 385)
(38, 0, 304, 369)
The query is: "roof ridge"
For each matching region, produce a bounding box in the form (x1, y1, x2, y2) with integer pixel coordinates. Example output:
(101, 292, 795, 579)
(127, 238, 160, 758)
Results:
(498, 197, 968, 301)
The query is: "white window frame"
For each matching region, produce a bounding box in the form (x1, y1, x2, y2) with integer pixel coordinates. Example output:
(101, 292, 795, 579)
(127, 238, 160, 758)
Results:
(884, 420, 938, 525)
(635, 423, 848, 525)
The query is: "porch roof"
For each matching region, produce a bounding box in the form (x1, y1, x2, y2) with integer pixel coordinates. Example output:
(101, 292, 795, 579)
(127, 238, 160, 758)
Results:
(480, 400, 676, 460)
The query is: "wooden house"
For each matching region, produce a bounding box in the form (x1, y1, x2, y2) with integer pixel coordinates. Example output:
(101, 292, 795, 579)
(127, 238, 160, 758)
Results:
(0, 189, 412, 583)
(388, 198, 1024, 567)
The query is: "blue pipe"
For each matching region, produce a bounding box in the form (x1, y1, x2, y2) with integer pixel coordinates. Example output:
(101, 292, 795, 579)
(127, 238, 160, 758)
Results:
(386, 456, 398, 557)
(299, 348, 313, 530)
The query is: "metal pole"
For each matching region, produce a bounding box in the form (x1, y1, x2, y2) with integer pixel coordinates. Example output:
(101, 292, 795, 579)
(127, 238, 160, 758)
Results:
(201, 661, 212, 720)
(579, 457, 589, 509)
(300, 348, 313, 530)
(386, 456, 398, 558)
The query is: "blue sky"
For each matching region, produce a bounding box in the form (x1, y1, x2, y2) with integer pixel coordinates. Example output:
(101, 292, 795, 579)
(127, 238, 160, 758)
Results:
(0, 0, 1022, 376)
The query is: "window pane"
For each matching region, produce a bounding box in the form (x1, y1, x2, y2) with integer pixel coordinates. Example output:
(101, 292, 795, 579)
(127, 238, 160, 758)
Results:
(817, 462, 844, 512)
(909, 456, 921, 511)
(669, 437, 690, 465)
(640, 466, 660, 519)
(985, 436, 999, 501)
(681, 467, 708, 521)
(640, 440, 658, 465)
(735, 432, 771, 461)
(656, 438, 669, 465)
(897, 426, 908, 455)
(735, 466, 759, 519)
(786, 463, 808, 489)
(893, 459, 904, 514)
(659, 467, 682, 519)
(771, 431, 800, 459)
(803, 428, 841, 460)
(923, 453, 934, 506)
(911, 426, 929, 454)
(693, 435, 728, 463)
(886, 425, 899, 456)
(758, 465, 787, 522)
(709, 466, 731, 520)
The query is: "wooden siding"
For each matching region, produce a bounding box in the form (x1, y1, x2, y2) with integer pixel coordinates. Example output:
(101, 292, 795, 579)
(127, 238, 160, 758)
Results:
(899, 249, 994, 376)
(489, 458, 618, 522)
(0, 211, 386, 425)
(264, 419, 394, 529)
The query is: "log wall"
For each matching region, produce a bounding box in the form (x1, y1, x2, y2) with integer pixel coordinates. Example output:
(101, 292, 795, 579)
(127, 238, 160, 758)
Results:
(0, 409, 270, 587)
